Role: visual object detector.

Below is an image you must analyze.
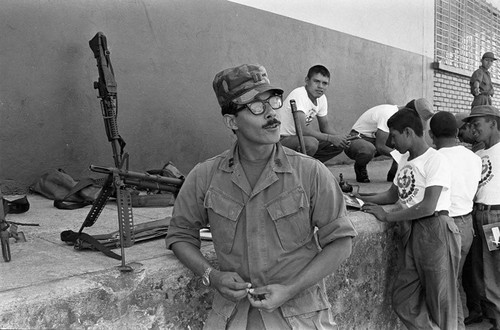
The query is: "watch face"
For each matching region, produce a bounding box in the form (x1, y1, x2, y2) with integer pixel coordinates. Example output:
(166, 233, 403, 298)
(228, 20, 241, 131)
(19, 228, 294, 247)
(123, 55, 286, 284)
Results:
(202, 276, 210, 286)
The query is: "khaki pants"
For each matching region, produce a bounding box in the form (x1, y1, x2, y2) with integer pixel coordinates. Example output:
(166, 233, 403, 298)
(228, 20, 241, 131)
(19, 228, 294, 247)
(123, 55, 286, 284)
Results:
(392, 213, 461, 330)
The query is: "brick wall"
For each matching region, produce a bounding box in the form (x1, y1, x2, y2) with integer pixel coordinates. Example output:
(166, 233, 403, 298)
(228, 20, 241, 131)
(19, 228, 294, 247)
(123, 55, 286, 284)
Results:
(433, 67, 500, 115)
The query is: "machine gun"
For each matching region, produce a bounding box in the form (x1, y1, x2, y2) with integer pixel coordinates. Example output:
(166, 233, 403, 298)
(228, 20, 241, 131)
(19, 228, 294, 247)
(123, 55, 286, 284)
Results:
(62, 32, 183, 272)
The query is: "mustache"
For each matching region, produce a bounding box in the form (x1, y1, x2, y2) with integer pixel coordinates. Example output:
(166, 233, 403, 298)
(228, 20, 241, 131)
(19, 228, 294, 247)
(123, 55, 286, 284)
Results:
(263, 118, 281, 128)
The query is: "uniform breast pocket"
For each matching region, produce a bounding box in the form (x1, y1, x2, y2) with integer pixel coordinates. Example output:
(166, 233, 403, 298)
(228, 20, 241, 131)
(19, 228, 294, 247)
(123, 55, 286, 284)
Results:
(204, 187, 244, 254)
(266, 187, 311, 251)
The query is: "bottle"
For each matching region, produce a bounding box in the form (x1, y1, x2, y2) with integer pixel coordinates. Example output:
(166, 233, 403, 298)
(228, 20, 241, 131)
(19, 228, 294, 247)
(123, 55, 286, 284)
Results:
(339, 173, 353, 193)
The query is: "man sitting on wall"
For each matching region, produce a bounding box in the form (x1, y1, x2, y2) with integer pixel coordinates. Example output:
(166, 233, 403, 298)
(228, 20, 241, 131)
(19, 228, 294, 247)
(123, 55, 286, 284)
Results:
(278, 64, 349, 163)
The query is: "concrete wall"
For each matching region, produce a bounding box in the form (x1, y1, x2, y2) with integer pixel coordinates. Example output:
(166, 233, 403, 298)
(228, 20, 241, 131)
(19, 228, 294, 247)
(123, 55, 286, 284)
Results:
(0, 0, 434, 188)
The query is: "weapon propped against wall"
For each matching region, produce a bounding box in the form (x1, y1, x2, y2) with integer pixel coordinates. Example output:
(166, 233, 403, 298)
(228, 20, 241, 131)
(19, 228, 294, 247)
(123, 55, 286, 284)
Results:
(290, 100, 306, 154)
(61, 32, 183, 272)
(290, 99, 353, 194)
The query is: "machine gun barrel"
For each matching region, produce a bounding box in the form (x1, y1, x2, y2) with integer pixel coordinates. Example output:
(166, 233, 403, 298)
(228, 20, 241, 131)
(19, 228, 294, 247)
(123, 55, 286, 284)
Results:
(90, 165, 183, 194)
(89, 32, 124, 168)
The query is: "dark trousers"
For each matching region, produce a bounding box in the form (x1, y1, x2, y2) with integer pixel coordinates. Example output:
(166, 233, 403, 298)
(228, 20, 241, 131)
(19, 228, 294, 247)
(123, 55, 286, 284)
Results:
(344, 135, 377, 167)
(392, 213, 461, 330)
(471, 94, 492, 108)
(280, 136, 344, 163)
(466, 207, 500, 326)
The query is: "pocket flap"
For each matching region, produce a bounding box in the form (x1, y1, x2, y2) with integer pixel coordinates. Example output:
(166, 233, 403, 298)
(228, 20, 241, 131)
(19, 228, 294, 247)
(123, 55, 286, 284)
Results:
(266, 187, 308, 221)
(204, 188, 244, 221)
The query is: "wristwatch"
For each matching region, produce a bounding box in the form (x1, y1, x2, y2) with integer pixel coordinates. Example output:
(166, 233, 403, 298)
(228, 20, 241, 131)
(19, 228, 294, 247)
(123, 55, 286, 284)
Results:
(202, 266, 213, 287)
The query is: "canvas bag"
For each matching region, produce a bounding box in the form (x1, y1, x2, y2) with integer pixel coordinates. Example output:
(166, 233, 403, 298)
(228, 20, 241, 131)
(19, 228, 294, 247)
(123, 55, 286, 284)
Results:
(31, 169, 102, 209)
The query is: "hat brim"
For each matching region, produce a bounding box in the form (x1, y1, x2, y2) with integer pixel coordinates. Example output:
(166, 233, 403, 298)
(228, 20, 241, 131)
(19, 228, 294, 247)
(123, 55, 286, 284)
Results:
(463, 113, 500, 122)
(234, 84, 284, 105)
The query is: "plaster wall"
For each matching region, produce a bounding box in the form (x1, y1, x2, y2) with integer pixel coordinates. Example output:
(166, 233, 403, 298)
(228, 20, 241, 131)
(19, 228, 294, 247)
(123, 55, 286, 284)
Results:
(0, 0, 433, 187)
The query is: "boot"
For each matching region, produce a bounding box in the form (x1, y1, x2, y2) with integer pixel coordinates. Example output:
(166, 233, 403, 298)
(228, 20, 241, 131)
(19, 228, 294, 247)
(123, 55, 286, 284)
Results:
(354, 164, 370, 183)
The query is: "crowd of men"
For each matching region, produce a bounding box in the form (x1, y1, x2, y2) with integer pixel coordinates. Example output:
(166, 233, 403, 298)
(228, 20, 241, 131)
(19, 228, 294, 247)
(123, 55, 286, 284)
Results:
(165, 53, 500, 329)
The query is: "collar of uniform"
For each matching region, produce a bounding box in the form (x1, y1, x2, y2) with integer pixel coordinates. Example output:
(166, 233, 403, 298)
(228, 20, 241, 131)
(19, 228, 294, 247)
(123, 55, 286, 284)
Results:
(480, 65, 490, 73)
(218, 142, 293, 173)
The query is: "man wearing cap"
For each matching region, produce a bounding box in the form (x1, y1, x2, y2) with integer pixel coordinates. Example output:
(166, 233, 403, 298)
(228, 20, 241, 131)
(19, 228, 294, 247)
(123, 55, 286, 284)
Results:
(278, 65, 350, 163)
(358, 108, 460, 329)
(470, 52, 497, 108)
(456, 111, 486, 325)
(428, 111, 482, 330)
(344, 98, 434, 183)
(463, 105, 500, 330)
(455, 112, 486, 153)
(165, 64, 357, 329)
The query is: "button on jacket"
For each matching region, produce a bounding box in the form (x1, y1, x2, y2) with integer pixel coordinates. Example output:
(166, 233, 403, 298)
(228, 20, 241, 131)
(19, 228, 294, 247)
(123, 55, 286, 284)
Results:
(166, 142, 357, 325)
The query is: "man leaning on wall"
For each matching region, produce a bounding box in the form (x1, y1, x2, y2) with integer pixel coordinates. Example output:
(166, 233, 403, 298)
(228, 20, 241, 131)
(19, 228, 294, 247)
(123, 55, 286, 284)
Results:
(165, 63, 357, 329)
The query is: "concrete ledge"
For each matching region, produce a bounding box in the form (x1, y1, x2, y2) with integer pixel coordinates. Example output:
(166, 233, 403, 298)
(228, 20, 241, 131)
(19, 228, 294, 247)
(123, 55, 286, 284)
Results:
(0, 210, 402, 329)
(0, 160, 403, 329)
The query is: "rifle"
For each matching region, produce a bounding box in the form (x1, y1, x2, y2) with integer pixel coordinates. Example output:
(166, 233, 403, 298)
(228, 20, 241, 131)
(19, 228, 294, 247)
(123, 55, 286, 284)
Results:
(290, 99, 306, 154)
(62, 32, 183, 272)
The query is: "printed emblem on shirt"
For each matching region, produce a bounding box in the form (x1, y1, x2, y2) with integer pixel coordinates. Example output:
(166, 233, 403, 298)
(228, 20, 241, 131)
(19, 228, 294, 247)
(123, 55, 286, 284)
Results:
(479, 156, 493, 187)
(305, 110, 315, 125)
(397, 165, 418, 203)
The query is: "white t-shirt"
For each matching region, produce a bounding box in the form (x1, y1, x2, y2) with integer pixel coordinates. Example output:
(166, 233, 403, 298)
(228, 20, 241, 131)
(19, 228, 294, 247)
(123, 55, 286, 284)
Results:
(394, 148, 451, 212)
(279, 86, 328, 136)
(475, 142, 500, 205)
(351, 104, 399, 138)
(437, 146, 482, 216)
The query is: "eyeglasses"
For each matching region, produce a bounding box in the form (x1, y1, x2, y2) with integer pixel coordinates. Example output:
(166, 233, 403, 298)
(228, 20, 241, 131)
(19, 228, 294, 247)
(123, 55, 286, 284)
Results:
(238, 94, 283, 115)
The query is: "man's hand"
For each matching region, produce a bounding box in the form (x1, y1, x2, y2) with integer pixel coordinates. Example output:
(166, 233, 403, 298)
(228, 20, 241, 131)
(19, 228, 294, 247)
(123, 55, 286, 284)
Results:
(328, 134, 350, 149)
(361, 203, 388, 222)
(211, 270, 252, 302)
(474, 87, 480, 96)
(247, 284, 293, 313)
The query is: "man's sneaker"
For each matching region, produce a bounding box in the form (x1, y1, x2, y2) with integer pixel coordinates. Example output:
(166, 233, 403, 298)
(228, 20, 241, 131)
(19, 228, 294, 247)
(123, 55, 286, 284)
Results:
(354, 164, 370, 183)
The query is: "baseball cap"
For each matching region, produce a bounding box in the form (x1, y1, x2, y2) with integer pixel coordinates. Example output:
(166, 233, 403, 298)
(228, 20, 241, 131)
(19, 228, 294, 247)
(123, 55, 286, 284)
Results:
(454, 112, 469, 129)
(482, 52, 497, 60)
(405, 98, 434, 121)
(212, 64, 283, 109)
(463, 105, 500, 122)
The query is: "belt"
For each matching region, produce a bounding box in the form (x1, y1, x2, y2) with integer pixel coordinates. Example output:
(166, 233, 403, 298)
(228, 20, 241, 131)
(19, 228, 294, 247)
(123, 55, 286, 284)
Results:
(475, 203, 500, 211)
(452, 212, 472, 219)
(433, 210, 449, 217)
